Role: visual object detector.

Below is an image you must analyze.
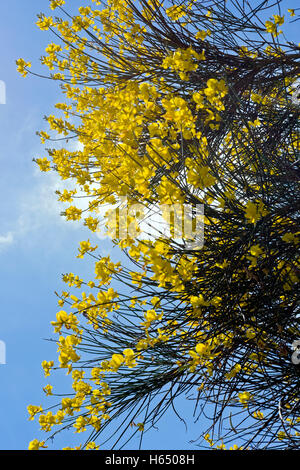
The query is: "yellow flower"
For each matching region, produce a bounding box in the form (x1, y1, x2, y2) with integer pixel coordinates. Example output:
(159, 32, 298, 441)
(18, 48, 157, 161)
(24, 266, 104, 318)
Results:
(229, 444, 242, 450)
(27, 405, 43, 420)
(41, 360, 54, 377)
(43, 384, 53, 396)
(244, 200, 268, 223)
(277, 431, 287, 440)
(225, 364, 241, 380)
(253, 410, 264, 420)
(64, 206, 82, 221)
(265, 20, 277, 34)
(36, 16, 54, 31)
(195, 30, 211, 40)
(238, 391, 252, 406)
(123, 348, 137, 367)
(187, 165, 216, 189)
(265, 16, 284, 37)
(77, 240, 98, 259)
(74, 416, 87, 433)
(85, 441, 100, 450)
(273, 14, 284, 25)
(110, 354, 124, 370)
(282, 232, 299, 244)
(195, 343, 210, 356)
(166, 5, 186, 21)
(28, 439, 47, 450)
(51, 310, 79, 333)
(249, 244, 263, 257)
(35, 157, 51, 172)
(205, 78, 228, 97)
(16, 58, 31, 77)
(50, 0, 65, 9)
(84, 216, 99, 232)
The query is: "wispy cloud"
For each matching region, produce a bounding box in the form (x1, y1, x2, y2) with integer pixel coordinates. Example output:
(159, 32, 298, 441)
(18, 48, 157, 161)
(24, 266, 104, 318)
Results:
(0, 232, 14, 251)
(0, 171, 86, 254)
(1, 130, 114, 255)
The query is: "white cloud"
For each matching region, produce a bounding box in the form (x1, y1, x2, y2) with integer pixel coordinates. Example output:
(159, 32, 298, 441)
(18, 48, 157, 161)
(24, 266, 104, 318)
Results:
(17, 170, 86, 234)
(0, 137, 115, 254)
(0, 232, 14, 250)
(0, 171, 86, 254)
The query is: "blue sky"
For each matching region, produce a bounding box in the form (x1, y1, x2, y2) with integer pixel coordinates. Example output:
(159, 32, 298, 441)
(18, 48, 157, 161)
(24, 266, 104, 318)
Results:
(0, 0, 299, 451)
